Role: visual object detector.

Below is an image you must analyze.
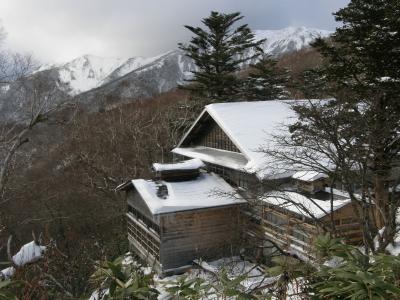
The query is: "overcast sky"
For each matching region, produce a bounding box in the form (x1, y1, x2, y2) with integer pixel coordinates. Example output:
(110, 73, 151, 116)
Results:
(0, 0, 350, 64)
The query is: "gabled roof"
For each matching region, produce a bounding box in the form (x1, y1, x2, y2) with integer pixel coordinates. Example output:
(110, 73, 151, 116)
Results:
(292, 171, 328, 182)
(129, 173, 246, 215)
(261, 191, 351, 219)
(173, 100, 302, 179)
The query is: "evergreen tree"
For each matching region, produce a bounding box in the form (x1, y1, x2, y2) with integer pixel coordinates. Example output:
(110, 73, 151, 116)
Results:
(267, 0, 400, 252)
(315, 0, 400, 252)
(311, 235, 400, 299)
(179, 11, 265, 102)
(241, 57, 290, 100)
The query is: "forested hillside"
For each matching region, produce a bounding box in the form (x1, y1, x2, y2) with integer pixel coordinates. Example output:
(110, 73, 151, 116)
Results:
(0, 46, 322, 297)
(1, 1, 399, 298)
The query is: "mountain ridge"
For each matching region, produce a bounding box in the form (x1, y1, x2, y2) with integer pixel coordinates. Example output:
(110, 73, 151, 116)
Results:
(0, 26, 332, 122)
(39, 26, 332, 97)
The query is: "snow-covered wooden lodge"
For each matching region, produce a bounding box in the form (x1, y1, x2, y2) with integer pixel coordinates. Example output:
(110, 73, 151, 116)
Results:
(118, 100, 365, 274)
(117, 159, 245, 274)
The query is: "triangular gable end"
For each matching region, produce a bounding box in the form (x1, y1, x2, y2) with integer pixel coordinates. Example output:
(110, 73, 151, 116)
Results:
(178, 110, 243, 154)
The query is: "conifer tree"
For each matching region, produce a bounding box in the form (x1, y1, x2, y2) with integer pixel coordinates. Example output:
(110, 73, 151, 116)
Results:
(268, 0, 400, 252)
(241, 57, 290, 100)
(179, 11, 265, 102)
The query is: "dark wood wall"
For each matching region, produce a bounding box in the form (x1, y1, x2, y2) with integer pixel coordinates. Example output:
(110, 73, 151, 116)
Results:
(321, 203, 364, 244)
(159, 205, 244, 271)
(182, 115, 240, 153)
(127, 190, 159, 223)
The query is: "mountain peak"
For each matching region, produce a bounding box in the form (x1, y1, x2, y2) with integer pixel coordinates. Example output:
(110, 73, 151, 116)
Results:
(254, 26, 332, 55)
(36, 26, 331, 96)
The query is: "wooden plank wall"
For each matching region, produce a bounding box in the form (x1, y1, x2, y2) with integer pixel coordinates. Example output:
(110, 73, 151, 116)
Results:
(159, 205, 244, 270)
(127, 190, 160, 224)
(321, 203, 364, 244)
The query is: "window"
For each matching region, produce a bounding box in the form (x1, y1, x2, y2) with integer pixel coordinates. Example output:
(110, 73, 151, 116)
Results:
(237, 172, 249, 189)
(291, 227, 310, 244)
(127, 204, 160, 234)
(264, 211, 288, 226)
(127, 216, 160, 261)
(208, 163, 234, 185)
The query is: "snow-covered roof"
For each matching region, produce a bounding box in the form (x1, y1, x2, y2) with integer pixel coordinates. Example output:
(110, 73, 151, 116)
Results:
(152, 158, 205, 172)
(173, 100, 304, 179)
(292, 171, 328, 182)
(131, 172, 246, 215)
(261, 191, 351, 219)
(172, 147, 248, 170)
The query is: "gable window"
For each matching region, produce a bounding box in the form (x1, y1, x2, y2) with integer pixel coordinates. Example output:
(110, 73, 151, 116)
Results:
(196, 121, 240, 152)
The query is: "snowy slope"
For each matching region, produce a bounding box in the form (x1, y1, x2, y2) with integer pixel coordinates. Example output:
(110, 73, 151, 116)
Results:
(40, 26, 331, 97)
(101, 52, 170, 84)
(51, 51, 194, 96)
(0, 26, 332, 122)
(255, 26, 332, 56)
(76, 49, 196, 107)
(56, 55, 125, 95)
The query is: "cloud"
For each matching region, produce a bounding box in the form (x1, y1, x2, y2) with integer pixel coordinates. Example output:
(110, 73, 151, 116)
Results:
(0, 0, 349, 63)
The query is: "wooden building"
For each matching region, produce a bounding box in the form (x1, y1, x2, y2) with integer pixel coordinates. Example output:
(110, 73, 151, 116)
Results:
(171, 100, 366, 259)
(119, 100, 370, 272)
(292, 171, 328, 194)
(117, 159, 245, 274)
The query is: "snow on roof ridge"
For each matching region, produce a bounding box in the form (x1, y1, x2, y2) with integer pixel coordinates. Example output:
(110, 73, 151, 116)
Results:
(205, 100, 302, 178)
(152, 158, 205, 172)
(178, 99, 334, 180)
(292, 170, 328, 182)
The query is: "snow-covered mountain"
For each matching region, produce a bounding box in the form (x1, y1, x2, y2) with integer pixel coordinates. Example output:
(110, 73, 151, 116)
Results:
(75, 50, 196, 111)
(56, 55, 124, 95)
(255, 26, 332, 55)
(0, 27, 332, 121)
(42, 26, 331, 97)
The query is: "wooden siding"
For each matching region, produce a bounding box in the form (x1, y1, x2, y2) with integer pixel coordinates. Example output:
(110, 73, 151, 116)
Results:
(260, 204, 318, 258)
(320, 203, 364, 244)
(159, 206, 244, 271)
(127, 190, 158, 223)
(126, 190, 163, 271)
(182, 115, 240, 152)
(247, 200, 364, 258)
(127, 213, 161, 269)
(207, 163, 258, 190)
(295, 179, 326, 194)
(126, 188, 244, 273)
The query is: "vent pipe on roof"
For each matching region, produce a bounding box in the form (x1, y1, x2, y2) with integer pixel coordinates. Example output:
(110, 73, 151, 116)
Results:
(156, 183, 168, 199)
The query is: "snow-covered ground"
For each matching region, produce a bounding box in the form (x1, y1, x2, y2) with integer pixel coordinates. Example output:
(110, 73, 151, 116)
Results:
(156, 257, 276, 300)
(89, 255, 305, 300)
(0, 240, 46, 279)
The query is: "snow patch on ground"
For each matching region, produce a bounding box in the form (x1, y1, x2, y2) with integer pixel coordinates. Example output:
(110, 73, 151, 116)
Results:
(0, 241, 46, 279)
(157, 257, 277, 299)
